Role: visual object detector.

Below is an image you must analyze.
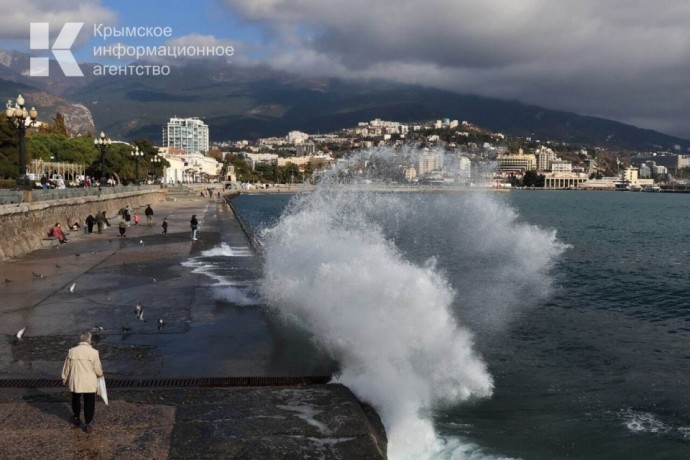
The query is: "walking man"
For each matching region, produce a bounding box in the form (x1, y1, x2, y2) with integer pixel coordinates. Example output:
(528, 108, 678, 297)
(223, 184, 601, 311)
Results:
(145, 204, 154, 226)
(61, 332, 104, 433)
(161, 218, 168, 235)
(190, 214, 198, 240)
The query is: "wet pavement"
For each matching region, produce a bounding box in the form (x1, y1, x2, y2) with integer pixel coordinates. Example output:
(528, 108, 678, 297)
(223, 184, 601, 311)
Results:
(0, 195, 385, 459)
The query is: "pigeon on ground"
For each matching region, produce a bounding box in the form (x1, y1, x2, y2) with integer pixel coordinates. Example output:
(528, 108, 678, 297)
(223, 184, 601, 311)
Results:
(4, 278, 12, 283)
(135, 303, 147, 322)
(68, 282, 76, 293)
(121, 326, 132, 335)
(75, 253, 80, 257)
(16, 327, 26, 342)
(139, 240, 145, 246)
(151, 277, 157, 283)
(157, 319, 165, 331)
(32, 272, 45, 279)
(55, 264, 61, 268)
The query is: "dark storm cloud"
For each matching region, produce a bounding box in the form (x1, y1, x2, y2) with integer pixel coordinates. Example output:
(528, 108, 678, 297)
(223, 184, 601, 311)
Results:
(223, 0, 690, 138)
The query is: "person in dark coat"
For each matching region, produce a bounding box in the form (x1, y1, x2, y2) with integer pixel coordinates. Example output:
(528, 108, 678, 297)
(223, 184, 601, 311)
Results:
(85, 214, 96, 234)
(145, 205, 154, 226)
(161, 218, 168, 235)
(190, 215, 198, 240)
(123, 206, 132, 226)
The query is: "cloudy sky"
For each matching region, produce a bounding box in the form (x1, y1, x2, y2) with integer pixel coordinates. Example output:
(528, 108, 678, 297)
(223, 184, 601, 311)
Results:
(2, 0, 690, 138)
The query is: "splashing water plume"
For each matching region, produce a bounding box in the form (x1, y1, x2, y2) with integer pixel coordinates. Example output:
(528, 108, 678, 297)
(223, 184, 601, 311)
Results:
(260, 146, 565, 459)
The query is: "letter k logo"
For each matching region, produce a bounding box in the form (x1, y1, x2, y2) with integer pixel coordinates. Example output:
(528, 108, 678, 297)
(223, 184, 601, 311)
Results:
(30, 23, 84, 77)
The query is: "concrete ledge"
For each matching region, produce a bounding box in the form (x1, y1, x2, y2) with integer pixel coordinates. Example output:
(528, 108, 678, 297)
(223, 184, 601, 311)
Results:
(0, 385, 387, 459)
(40, 237, 59, 248)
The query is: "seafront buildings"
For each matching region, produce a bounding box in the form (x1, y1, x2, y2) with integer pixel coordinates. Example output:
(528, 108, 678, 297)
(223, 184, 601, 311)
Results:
(158, 117, 220, 184)
(216, 116, 688, 189)
(162, 117, 209, 154)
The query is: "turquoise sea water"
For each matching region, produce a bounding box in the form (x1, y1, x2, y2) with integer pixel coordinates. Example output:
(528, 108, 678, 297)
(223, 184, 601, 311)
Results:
(231, 190, 690, 460)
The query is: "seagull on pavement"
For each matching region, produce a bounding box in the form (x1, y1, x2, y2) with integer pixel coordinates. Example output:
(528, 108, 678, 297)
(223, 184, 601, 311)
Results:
(135, 303, 147, 322)
(68, 282, 76, 293)
(157, 319, 165, 331)
(16, 327, 26, 342)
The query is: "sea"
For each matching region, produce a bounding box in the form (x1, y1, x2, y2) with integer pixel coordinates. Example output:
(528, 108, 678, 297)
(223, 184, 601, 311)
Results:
(199, 149, 690, 459)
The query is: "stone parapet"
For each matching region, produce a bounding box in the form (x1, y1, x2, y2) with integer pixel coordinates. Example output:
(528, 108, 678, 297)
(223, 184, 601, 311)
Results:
(0, 189, 166, 261)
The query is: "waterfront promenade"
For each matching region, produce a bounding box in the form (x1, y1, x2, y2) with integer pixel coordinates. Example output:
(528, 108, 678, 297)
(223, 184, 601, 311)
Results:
(0, 194, 386, 459)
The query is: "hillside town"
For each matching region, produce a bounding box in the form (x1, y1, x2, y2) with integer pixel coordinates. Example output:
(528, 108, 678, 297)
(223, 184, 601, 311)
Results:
(213, 117, 690, 191)
(9, 109, 690, 192)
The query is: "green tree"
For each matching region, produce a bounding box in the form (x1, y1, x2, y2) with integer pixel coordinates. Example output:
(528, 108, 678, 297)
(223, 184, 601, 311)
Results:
(0, 115, 19, 180)
(523, 170, 539, 187)
(52, 113, 68, 136)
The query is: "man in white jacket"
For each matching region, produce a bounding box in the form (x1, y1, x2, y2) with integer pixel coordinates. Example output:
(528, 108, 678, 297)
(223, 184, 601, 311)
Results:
(61, 332, 104, 433)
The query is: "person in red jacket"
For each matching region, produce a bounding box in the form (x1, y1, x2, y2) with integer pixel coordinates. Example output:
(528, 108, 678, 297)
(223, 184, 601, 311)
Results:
(50, 223, 68, 243)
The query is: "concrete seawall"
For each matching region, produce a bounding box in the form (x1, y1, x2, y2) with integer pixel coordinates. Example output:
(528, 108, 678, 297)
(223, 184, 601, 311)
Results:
(0, 188, 166, 261)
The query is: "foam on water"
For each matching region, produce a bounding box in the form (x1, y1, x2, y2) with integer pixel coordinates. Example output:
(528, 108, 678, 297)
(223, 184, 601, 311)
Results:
(182, 242, 260, 306)
(621, 408, 670, 434)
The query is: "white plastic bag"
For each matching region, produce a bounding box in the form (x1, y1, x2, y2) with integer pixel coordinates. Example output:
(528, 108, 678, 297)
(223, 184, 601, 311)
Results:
(97, 376, 108, 405)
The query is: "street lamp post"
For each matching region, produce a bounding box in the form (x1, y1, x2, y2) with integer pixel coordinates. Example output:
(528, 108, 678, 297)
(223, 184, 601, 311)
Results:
(130, 146, 143, 183)
(93, 131, 111, 185)
(150, 155, 161, 183)
(5, 94, 38, 193)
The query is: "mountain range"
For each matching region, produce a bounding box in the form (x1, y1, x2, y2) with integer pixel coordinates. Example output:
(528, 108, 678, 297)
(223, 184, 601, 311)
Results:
(0, 49, 687, 151)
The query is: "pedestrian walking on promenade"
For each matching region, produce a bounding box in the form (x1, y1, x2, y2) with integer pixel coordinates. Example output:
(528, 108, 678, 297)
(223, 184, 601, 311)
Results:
(94, 211, 105, 233)
(133, 212, 140, 226)
(190, 214, 198, 240)
(85, 214, 95, 234)
(61, 332, 104, 433)
(123, 205, 132, 226)
(161, 218, 168, 235)
(145, 204, 154, 225)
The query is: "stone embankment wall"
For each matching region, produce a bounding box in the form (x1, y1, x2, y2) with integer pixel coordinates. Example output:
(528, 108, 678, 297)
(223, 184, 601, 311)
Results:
(0, 189, 166, 261)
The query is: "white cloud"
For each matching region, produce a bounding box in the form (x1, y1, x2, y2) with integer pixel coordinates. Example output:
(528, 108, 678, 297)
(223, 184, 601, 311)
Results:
(221, 0, 690, 137)
(0, 0, 117, 47)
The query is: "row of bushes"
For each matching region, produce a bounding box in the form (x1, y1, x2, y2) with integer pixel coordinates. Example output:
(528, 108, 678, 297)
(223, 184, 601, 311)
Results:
(0, 179, 16, 189)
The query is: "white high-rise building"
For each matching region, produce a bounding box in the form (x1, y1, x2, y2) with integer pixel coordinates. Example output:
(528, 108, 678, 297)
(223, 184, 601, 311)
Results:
(162, 117, 209, 154)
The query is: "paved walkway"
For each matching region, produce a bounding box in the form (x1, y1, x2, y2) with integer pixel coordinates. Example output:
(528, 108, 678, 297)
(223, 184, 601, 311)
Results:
(0, 195, 386, 459)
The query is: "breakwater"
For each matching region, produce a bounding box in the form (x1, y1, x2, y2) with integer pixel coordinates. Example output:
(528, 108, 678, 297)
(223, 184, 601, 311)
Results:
(0, 187, 166, 260)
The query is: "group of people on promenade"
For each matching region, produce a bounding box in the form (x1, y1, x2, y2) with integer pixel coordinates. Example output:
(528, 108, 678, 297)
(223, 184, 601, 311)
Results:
(52, 204, 199, 242)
